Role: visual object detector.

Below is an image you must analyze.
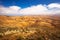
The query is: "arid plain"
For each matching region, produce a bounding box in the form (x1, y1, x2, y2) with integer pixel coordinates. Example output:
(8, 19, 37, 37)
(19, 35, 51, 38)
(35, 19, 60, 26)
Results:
(0, 15, 60, 40)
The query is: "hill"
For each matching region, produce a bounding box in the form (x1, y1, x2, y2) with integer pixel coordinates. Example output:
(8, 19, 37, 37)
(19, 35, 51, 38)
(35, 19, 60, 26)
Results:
(0, 15, 60, 40)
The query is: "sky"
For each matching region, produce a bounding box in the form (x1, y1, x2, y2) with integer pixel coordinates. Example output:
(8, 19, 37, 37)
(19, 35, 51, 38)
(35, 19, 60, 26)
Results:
(0, 0, 60, 16)
(0, 0, 60, 8)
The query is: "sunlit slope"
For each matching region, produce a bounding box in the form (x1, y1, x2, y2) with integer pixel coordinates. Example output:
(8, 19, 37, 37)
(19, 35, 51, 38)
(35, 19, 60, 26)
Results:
(0, 15, 60, 40)
(0, 16, 30, 27)
(0, 16, 60, 28)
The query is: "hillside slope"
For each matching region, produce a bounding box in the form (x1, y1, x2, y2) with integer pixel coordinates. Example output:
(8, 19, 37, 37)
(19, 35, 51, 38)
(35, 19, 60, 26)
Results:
(0, 15, 60, 40)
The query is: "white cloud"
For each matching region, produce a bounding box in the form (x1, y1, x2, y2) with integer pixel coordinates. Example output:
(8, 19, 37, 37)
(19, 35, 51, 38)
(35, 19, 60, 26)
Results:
(0, 6, 21, 15)
(48, 3, 60, 9)
(0, 3, 60, 16)
(20, 4, 48, 15)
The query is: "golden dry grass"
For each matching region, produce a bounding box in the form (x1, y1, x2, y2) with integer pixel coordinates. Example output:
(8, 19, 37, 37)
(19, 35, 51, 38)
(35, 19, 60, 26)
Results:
(0, 15, 60, 40)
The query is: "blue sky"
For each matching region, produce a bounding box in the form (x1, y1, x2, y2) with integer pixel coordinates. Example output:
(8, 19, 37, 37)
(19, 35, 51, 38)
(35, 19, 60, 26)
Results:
(0, 0, 60, 16)
(0, 0, 60, 8)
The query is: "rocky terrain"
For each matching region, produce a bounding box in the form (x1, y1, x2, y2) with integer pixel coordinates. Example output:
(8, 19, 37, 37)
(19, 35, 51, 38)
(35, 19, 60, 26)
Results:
(0, 15, 60, 40)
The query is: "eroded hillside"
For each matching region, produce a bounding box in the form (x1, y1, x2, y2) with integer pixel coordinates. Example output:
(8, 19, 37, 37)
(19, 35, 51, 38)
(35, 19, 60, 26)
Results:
(0, 15, 60, 40)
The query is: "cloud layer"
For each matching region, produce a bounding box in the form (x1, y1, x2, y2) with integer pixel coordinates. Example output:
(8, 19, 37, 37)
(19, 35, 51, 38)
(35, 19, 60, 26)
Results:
(0, 3, 60, 16)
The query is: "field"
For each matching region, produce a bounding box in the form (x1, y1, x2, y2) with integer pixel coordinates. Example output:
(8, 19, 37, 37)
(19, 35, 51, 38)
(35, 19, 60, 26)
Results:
(0, 15, 60, 40)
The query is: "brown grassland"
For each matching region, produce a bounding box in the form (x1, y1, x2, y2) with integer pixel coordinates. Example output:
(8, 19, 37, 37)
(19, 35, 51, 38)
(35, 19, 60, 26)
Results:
(0, 15, 60, 40)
